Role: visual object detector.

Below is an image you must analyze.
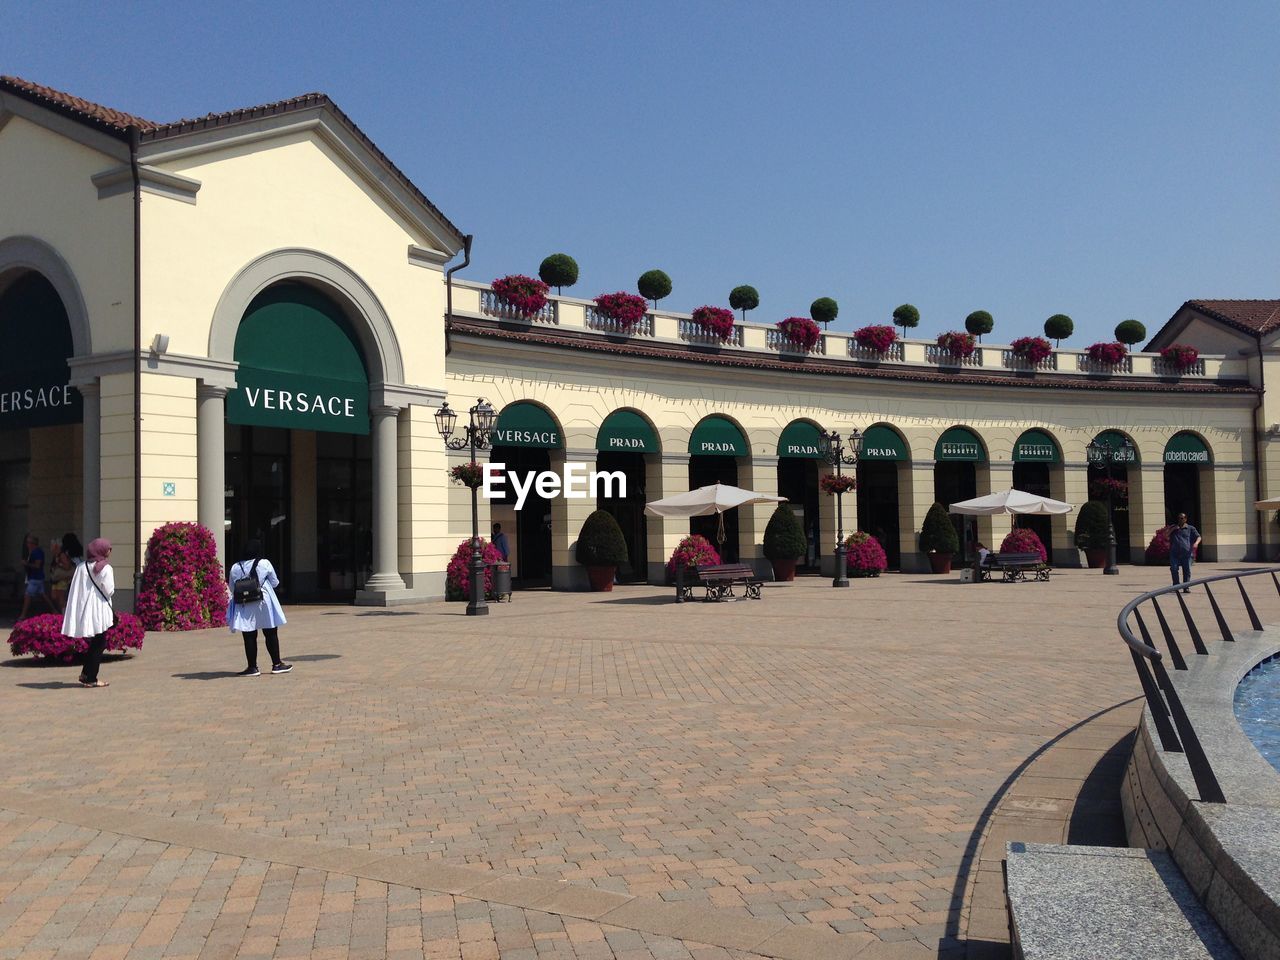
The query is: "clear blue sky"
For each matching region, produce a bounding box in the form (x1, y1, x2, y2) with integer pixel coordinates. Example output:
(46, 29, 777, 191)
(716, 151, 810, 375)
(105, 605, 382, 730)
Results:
(4, 1, 1277, 343)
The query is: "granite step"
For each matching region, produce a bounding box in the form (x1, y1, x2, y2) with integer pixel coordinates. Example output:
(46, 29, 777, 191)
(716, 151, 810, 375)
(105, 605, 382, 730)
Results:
(1005, 842, 1240, 959)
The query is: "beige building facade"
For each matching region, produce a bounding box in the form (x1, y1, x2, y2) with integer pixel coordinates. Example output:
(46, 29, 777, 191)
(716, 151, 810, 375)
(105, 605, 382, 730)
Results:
(0, 76, 1273, 606)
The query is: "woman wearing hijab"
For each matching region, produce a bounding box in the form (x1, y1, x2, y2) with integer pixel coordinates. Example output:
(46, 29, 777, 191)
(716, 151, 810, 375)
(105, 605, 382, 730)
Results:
(226, 538, 291, 677)
(62, 538, 115, 688)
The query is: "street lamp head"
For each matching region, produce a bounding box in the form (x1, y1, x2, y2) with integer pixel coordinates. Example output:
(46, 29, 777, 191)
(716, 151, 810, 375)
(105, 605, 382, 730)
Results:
(818, 429, 837, 461)
(846, 427, 863, 458)
(434, 402, 456, 442)
(472, 398, 497, 435)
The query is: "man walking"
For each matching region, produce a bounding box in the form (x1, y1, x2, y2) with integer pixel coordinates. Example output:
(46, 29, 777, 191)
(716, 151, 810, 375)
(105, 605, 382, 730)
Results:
(491, 523, 509, 562)
(1169, 513, 1201, 593)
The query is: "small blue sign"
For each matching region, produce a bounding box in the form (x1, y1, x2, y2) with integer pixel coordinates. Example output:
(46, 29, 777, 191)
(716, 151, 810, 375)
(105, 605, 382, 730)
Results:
(162, 482, 176, 497)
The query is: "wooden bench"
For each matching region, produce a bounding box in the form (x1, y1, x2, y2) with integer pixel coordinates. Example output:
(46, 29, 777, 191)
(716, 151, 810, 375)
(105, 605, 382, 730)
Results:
(978, 551, 1051, 582)
(675, 563, 764, 602)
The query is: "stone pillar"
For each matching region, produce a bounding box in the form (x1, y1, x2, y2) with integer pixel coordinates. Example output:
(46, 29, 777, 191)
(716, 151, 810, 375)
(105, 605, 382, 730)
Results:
(1128, 463, 1167, 564)
(648, 453, 690, 583)
(900, 460, 935, 573)
(818, 462, 838, 576)
(359, 405, 407, 602)
(1053, 464, 1088, 567)
(78, 380, 101, 540)
(739, 456, 779, 578)
(196, 383, 226, 566)
(981, 460, 1014, 552)
(551, 447, 594, 590)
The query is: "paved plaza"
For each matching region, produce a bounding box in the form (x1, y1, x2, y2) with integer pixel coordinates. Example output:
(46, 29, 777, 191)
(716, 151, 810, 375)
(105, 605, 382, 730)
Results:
(4, 564, 1273, 960)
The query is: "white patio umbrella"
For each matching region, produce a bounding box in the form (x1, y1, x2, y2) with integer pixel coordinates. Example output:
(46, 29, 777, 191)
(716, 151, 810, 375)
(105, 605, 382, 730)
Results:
(1256, 497, 1280, 509)
(948, 488, 1073, 516)
(645, 483, 786, 545)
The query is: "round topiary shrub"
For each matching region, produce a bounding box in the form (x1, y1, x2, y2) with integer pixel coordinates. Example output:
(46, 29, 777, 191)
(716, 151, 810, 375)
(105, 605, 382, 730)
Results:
(539, 253, 579, 292)
(445, 537, 505, 601)
(666, 535, 719, 578)
(135, 522, 227, 631)
(845, 531, 888, 577)
(892, 303, 920, 329)
(1044, 313, 1074, 346)
(1115, 319, 1147, 346)
(920, 502, 959, 554)
(810, 297, 838, 326)
(1074, 500, 1112, 550)
(8, 612, 145, 661)
(965, 310, 994, 340)
(763, 504, 806, 561)
(638, 269, 672, 306)
(1000, 527, 1047, 562)
(576, 510, 629, 567)
(729, 285, 760, 320)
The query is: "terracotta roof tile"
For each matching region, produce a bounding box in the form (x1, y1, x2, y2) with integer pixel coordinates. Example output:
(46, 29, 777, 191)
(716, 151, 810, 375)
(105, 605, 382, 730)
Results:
(1186, 300, 1280, 336)
(1, 75, 160, 133)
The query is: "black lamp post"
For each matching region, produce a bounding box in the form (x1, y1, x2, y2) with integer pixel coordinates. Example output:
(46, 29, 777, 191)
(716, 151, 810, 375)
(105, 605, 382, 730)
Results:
(819, 427, 863, 588)
(435, 398, 497, 615)
(1086, 436, 1134, 576)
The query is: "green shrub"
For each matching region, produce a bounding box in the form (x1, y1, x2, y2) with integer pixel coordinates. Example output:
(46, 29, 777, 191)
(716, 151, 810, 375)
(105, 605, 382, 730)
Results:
(763, 504, 807, 561)
(810, 297, 839, 326)
(539, 253, 579, 292)
(729, 285, 760, 320)
(638, 269, 672, 306)
(1115, 319, 1147, 346)
(920, 502, 959, 554)
(575, 509, 629, 566)
(893, 303, 920, 329)
(1075, 500, 1112, 549)
(965, 310, 994, 340)
(1044, 313, 1074, 346)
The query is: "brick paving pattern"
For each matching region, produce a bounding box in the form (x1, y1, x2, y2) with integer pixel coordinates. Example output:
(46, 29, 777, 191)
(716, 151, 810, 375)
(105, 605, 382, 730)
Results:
(4, 566, 1269, 957)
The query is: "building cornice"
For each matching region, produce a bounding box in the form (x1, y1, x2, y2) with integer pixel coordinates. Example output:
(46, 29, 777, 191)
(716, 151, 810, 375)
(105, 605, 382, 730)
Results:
(92, 164, 201, 204)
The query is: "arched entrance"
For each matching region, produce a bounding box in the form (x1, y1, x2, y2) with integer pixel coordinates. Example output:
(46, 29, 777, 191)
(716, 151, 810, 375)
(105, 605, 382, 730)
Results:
(1012, 428, 1061, 558)
(595, 409, 658, 582)
(490, 401, 562, 586)
(857, 424, 908, 569)
(1088, 429, 1136, 564)
(777, 420, 823, 571)
(934, 426, 985, 562)
(0, 271, 83, 604)
(1164, 431, 1211, 537)
(225, 282, 373, 600)
(688, 415, 749, 563)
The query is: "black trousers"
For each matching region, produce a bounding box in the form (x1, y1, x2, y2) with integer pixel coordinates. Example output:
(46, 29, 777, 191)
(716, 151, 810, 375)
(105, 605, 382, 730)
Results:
(242, 628, 282, 670)
(81, 632, 107, 682)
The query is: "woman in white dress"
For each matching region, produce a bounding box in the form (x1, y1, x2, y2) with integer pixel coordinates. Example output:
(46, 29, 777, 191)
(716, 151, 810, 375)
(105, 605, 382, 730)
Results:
(226, 539, 291, 677)
(62, 537, 114, 688)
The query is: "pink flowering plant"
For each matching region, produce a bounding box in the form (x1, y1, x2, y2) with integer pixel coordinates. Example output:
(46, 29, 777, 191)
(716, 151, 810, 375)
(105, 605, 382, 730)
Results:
(593, 292, 648, 330)
(491, 274, 549, 317)
(135, 522, 227, 631)
(8, 612, 144, 661)
(445, 537, 505, 601)
(1010, 336, 1053, 365)
(936, 331, 977, 359)
(853, 325, 898, 354)
(690, 305, 736, 342)
(1086, 341, 1128, 365)
(1145, 525, 1174, 564)
(777, 316, 821, 350)
(1160, 343, 1200, 371)
(450, 461, 485, 488)
(666, 535, 720, 577)
(1000, 527, 1047, 562)
(1090, 477, 1129, 503)
(820, 474, 857, 495)
(844, 531, 888, 577)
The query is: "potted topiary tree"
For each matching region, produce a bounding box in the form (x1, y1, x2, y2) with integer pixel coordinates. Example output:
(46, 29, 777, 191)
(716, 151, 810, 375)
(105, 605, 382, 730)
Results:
(810, 297, 838, 328)
(575, 509, 629, 591)
(638, 269, 672, 308)
(539, 253, 579, 294)
(729, 285, 760, 323)
(892, 303, 920, 333)
(1074, 500, 1112, 568)
(965, 310, 994, 342)
(1114, 319, 1147, 348)
(763, 504, 807, 581)
(920, 502, 959, 574)
(1044, 313, 1074, 347)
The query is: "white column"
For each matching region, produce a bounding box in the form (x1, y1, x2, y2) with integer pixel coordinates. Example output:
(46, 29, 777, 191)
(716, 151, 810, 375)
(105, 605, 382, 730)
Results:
(196, 383, 227, 566)
(78, 380, 101, 540)
(362, 405, 407, 595)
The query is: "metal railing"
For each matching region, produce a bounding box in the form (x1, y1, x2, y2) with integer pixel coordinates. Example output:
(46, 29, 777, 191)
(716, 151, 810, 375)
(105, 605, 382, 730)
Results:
(1117, 567, 1280, 804)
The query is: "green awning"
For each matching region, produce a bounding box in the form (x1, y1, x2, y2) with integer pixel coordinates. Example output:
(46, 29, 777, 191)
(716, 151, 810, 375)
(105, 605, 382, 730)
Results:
(228, 283, 369, 435)
(778, 420, 824, 459)
(689, 415, 748, 457)
(935, 427, 985, 462)
(859, 424, 907, 461)
(1088, 429, 1138, 464)
(597, 410, 658, 453)
(0, 273, 82, 429)
(1165, 432, 1211, 464)
(492, 401, 563, 448)
(1013, 429, 1059, 463)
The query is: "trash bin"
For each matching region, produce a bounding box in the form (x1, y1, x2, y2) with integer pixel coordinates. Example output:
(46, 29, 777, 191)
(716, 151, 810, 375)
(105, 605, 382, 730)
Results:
(489, 561, 512, 601)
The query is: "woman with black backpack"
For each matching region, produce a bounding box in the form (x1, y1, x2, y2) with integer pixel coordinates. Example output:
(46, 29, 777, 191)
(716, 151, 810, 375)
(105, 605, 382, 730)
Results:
(227, 539, 291, 677)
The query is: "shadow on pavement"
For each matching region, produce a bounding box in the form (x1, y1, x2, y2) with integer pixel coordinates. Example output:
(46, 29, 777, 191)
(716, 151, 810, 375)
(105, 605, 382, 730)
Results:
(596, 596, 676, 605)
(171, 670, 245, 681)
(2, 653, 133, 669)
(290, 654, 342, 662)
(18, 681, 84, 689)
